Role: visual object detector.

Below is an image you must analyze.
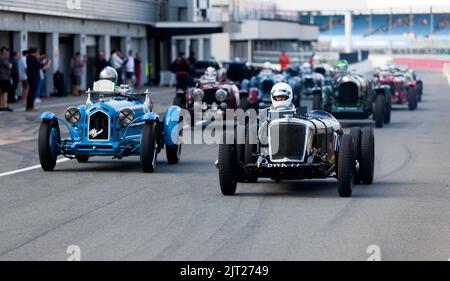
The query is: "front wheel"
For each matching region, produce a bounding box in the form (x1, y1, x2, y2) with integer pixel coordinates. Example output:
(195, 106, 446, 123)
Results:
(360, 127, 375, 185)
(218, 144, 238, 196)
(38, 120, 60, 171)
(349, 127, 361, 184)
(384, 99, 391, 124)
(373, 94, 385, 128)
(166, 124, 183, 164)
(407, 88, 418, 111)
(337, 134, 354, 197)
(140, 122, 158, 173)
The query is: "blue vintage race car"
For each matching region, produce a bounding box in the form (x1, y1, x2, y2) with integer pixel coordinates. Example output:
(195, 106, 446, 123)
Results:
(242, 67, 287, 109)
(38, 79, 183, 173)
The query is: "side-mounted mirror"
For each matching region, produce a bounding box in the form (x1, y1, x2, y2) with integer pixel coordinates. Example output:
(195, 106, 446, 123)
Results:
(86, 88, 93, 105)
(144, 89, 152, 112)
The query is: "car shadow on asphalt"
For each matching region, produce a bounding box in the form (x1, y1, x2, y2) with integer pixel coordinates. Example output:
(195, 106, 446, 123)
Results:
(234, 179, 404, 198)
(52, 159, 214, 174)
(235, 180, 342, 198)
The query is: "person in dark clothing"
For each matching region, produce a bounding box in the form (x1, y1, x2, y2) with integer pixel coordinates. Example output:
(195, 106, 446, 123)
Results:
(9, 51, 19, 103)
(0, 46, 13, 111)
(93, 51, 109, 81)
(26, 48, 41, 111)
(188, 51, 197, 65)
(170, 52, 191, 91)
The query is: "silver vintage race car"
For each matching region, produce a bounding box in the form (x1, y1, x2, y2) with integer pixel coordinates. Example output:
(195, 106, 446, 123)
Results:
(217, 83, 375, 197)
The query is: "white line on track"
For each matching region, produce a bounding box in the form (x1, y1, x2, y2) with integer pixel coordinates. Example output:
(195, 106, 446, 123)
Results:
(0, 158, 71, 177)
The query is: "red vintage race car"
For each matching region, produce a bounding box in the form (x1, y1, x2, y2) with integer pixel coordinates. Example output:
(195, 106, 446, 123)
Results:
(173, 71, 258, 123)
(373, 67, 418, 111)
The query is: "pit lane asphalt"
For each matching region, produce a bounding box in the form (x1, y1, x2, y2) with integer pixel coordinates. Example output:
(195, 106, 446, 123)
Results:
(1, 71, 450, 261)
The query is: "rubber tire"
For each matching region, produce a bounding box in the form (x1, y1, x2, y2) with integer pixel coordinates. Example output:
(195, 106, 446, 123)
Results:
(312, 93, 322, 110)
(373, 94, 385, 128)
(218, 144, 238, 196)
(384, 99, 391, 124)
(38, 120, 60, 172)
(166, 145, 181, 164)
(417, 82, 423, 102)
(166, 121, 182, 164)
(76, 155, 90, 163)
(337, 134, 354, 197)
(408, 87, 417, 111)
(140, 122, 158, 173)
(349, 127, 362, 184)
(360, 127, 375, 185)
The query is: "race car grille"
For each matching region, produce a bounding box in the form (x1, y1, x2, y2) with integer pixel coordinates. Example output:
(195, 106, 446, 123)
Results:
(262, 80, 274, 94)
(88, 111, 109, 141)
(202, 89, 218, 105)
(269, 123, 306, 162)
(338, 82, 359, 104)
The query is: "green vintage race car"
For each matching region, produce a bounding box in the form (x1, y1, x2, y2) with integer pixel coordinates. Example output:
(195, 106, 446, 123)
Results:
(312, 72, 391, 128)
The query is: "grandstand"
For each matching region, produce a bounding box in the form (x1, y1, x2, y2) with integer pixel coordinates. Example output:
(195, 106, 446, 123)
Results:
(227, 1, 450, 53)
(308, 13, 450, 38)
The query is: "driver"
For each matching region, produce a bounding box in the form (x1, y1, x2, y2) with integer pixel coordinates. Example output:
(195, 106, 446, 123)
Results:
(301, 62, 312, 73)
(335, 60, 349, 76)
(202, 67, 218, 82)
(99, 66, 119, 85)
(271, 82, 293, 109)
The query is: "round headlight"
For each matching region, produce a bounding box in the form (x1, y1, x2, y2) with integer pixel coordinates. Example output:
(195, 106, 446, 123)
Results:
(193, 89, 204, 101)
(215, 89, 227, 102)
(65, 107, 81, 124)
(119, 108, 135, 126)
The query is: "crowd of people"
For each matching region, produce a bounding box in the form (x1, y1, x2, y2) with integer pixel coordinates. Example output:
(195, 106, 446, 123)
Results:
(0, 46, 52, 112)
(0, 45, 143, 113)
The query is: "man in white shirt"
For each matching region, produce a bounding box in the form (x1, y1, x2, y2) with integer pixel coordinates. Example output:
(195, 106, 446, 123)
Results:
(18, 50, 29, 103)
(110, 49, 124, 85)
(124, 50, 135, 86)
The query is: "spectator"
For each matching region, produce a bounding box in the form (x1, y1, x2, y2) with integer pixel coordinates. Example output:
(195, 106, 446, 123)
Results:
(70, 52, 86, 96)
(9, 51, 19, 103)
(18, 50, 28, 104)
(309, 52, 316, 66)
(0, 46, 13, 111)
(93, 51, 109, 81)
(188, 51, 197, 65)
(110, 49, 124, 85)
(26, 47, 41, 111)
(279, 50, 290, 71)
(170, 52, 191, 91)
(124, 50, 135, 86)
(35, 52, 51, 104)
(134, 51, 142, 89)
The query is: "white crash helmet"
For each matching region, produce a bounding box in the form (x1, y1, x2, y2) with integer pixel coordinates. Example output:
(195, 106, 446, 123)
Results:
(271, 82, 293, 109)
(301, 62, 312, 72)
(203, 66, 217, 81)
(99, 66, 118, 84)
(263, 62, 272, 70)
